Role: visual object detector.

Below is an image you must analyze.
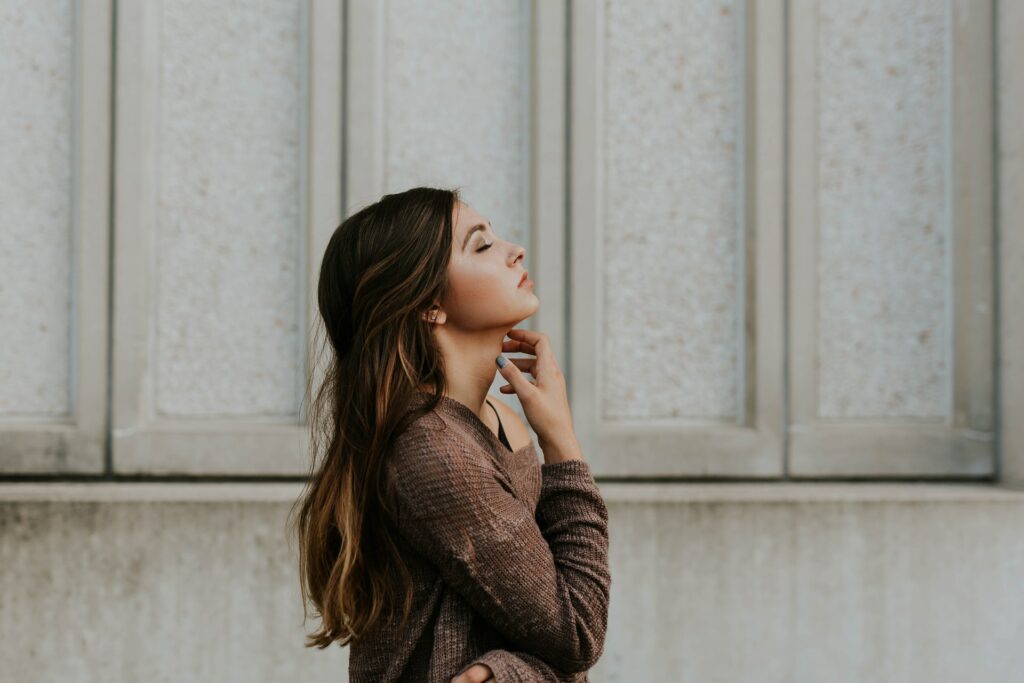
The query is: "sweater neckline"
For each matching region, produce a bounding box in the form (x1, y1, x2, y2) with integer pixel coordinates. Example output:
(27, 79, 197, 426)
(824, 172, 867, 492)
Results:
(412, 390, 534, 456)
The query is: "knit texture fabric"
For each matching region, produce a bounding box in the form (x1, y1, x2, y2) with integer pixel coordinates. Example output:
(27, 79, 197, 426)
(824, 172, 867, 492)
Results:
(347, 391, 611, 682)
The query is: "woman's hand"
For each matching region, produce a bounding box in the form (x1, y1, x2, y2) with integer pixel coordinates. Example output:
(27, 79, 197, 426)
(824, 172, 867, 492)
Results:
(451, 662, 494, 683)
(496, 328, 584, 464)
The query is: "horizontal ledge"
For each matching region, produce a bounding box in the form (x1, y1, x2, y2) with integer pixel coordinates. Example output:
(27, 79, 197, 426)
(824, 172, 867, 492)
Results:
(598, 482, 1024, 503)
(0, 482, 309, 502)
(0, 481, 1022, 504)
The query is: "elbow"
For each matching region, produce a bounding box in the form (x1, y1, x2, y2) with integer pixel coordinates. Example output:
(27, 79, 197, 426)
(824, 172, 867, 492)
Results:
(548, 636, 605, 674)
(557, 570, 611, 673)
(522, 560, 611, 673)
(544, 607, 609, 674)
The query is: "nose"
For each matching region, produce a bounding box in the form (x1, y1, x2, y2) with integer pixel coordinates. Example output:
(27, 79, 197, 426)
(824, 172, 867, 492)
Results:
(512, 244, 525, 265)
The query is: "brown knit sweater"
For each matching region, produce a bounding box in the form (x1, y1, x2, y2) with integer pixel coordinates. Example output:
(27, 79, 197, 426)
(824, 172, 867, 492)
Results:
(347, 391, 611, 682)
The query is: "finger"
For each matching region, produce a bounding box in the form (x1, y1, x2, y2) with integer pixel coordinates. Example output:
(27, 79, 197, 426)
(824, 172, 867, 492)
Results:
(508, 357, 535, 375)
(499, 380, 535, 393)
(505, 327, 543, 344)
(504, 329, 537, 349)
(505, 329, 556, 380)
(453, 664, 492, 683)
(501, 342, 536, 367)
(501, 337, 535, 354)
(495, 355, 537, 398)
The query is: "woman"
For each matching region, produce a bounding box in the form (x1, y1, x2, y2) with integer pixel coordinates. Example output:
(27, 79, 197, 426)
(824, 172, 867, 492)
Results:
(290, 187, 611, 682)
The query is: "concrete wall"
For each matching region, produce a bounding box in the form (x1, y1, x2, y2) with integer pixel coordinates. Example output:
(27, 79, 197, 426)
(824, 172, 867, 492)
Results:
(2, 482, 1023, 682)
(2, 1, 1023, 681)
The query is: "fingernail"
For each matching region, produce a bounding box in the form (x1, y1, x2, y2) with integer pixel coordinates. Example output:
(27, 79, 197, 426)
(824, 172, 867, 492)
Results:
(495, 355, 507, 368)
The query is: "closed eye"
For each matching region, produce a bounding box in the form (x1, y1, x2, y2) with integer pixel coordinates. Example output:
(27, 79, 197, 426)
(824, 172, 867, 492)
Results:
(476, 242, 493, 252)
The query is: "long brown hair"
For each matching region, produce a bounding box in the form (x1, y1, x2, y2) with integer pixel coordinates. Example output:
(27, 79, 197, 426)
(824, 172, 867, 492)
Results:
(289, 186, 460, 648)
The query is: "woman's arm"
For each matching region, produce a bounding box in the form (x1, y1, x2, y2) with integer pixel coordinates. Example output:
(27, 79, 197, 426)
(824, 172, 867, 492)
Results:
(454, 649, 584, 682)
(388, 432, 611, 675)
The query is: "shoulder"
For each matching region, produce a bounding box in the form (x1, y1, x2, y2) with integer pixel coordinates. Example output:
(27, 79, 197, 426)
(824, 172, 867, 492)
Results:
(388, 407, 491, 488)
(387, 418, 514, 523)
(391, 406, 459, 459)
(486, 393, 532, 450)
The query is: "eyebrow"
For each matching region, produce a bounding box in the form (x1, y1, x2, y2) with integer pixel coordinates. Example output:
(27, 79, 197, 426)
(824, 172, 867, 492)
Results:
(461, 221, 491, 251)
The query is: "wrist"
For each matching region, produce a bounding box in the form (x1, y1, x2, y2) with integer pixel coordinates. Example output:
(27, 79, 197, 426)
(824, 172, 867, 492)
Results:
(538, 434, 583, 464)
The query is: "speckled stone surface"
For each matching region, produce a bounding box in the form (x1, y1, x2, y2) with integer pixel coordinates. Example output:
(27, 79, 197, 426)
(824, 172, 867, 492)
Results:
(2, 486, 1024, 681)
(816, 0, 949, 419)
(0, 496, 347, 682)
(601, 0, 741, 420)
(155, 0, 304, 417)
(383, 0, 530, 253)
(0, 0, 73, 416)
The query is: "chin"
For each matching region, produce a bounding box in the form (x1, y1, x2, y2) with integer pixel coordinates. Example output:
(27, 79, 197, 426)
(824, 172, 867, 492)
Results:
(517, 294, 540, 319)
(484, 292, 539, 329)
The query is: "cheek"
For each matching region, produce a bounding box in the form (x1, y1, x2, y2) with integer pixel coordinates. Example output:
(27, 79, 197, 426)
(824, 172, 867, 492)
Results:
(447, 261, 516, 318)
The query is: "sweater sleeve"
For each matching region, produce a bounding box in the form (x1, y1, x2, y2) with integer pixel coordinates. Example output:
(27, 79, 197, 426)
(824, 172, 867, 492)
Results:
(457, 648, 583, 682)
(388, 434, 611, 675)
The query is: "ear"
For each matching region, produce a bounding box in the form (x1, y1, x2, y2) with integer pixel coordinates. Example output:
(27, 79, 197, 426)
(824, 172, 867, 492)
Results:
(420, 305, 447, 325)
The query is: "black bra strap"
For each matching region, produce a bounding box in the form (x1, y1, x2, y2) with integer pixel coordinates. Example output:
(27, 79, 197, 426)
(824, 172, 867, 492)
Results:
(484, 399, 513, 451)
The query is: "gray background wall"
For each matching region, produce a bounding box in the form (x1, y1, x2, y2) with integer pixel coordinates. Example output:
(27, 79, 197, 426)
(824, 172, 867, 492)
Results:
(1, 0, 1022, 681)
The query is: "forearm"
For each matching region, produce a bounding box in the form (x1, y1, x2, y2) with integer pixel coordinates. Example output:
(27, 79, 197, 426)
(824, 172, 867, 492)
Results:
(537, 432, 584, 464)
(392, 432, 610, 672)
(464, 649, 584, 682)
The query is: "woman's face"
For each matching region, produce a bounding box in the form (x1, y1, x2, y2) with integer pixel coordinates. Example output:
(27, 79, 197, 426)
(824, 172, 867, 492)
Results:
(439, 201, 539, 332)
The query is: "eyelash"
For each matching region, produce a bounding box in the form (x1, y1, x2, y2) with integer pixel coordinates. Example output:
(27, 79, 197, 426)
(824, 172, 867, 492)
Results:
(476, 241, 493, 252)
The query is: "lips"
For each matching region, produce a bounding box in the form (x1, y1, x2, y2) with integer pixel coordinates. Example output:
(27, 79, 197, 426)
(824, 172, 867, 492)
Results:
(517, 271, 529, 287)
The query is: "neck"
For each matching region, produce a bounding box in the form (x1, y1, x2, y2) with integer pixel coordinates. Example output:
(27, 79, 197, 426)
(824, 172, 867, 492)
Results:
(419, 326, 508, 420)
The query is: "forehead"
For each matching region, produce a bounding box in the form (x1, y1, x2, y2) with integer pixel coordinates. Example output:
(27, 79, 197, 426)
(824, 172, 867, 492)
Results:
(453, 202, 487, 236)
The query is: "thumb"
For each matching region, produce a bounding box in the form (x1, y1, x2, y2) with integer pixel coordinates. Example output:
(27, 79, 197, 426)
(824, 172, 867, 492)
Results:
(495, 355, 532, 396)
